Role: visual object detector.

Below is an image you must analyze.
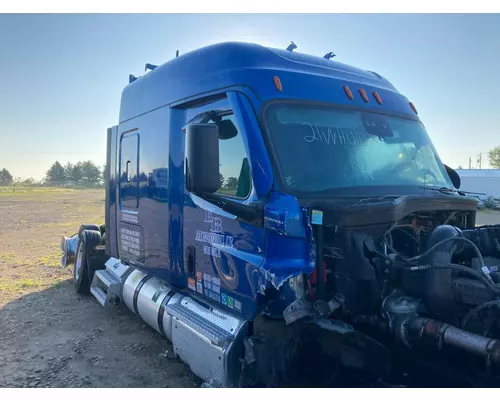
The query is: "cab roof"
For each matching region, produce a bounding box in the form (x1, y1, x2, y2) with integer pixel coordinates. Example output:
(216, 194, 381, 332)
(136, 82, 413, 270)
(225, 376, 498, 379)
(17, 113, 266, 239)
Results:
(119, 41, 406, 122)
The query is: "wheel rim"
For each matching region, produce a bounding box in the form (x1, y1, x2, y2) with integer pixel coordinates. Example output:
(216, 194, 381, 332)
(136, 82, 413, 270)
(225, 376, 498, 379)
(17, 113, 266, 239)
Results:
(74, 244, 83, 281)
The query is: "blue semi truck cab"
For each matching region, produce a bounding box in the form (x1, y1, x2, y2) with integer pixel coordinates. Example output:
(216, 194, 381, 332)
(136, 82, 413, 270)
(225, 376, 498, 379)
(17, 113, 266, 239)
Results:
(60, 42, 500, 387)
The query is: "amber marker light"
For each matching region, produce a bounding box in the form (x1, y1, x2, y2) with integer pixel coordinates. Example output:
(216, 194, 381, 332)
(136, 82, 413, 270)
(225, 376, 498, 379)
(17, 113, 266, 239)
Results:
(359, 88, 369, 103)
(343, 85, 354, 100)
(273, 76, 283, 92)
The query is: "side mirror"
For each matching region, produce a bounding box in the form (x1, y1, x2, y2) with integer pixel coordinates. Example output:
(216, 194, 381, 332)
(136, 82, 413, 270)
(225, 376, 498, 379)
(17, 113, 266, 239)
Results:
(444, 164, 461, 189)
(185, 123, 220, 194)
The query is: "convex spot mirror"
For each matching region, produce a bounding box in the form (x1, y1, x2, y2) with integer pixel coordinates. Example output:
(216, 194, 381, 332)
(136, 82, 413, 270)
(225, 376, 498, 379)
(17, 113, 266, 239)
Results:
(444, 164, 461, 189)
(217, 119, 238, 140)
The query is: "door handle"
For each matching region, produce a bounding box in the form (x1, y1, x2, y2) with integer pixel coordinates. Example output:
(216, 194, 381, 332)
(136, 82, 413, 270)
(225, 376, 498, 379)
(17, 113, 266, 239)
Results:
(126, 161, 131, 182)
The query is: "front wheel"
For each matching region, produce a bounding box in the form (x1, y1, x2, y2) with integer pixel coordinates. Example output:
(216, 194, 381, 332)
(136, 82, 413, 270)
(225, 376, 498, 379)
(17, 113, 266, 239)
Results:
(73, 229, 104, 294)
(74, 240, 90, 294)
(78, 224, 100, 240)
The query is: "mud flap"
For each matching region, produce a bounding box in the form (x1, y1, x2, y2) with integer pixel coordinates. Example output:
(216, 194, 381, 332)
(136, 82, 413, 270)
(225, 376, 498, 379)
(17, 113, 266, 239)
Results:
(88, 245, 108, 272)
(83, 233, 108, 282)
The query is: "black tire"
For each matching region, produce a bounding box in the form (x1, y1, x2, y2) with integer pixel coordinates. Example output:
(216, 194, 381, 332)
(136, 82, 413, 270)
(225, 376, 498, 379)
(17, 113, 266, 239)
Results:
(99, 224, 106, 236)
(74, 229, 103, 294)
(78, 224, 100, 240)
(83, 230, 104, 284)
(74, 240, 90, 294)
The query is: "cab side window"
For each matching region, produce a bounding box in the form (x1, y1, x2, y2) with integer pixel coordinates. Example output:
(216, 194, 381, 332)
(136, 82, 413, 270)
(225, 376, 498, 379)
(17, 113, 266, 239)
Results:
(209, 114, 251, 198)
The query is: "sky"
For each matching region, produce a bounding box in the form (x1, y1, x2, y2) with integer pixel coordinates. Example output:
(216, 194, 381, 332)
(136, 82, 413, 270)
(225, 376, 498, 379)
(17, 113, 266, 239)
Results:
(0, 13, 499, 180)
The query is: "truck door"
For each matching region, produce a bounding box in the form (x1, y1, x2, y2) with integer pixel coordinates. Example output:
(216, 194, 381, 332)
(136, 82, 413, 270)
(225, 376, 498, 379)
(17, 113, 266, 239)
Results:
(118, 130, 143, 263)
(182, 100, 265, 319)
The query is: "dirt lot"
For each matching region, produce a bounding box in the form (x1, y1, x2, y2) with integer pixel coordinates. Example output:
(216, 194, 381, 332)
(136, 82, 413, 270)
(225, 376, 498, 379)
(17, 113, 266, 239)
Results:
(1, 189, 500, 388)
(476, 209, 500, 226)
(0, 189, 198, 388)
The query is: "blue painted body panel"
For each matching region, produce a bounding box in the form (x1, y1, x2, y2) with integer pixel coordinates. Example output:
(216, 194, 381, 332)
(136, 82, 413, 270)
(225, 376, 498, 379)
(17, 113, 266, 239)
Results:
(108, 41, 421, 320)
(119, 42, 416, 123)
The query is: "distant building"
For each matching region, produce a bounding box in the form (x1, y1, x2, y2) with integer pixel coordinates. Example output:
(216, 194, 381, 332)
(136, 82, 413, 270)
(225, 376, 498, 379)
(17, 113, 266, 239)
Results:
(455, 169, 500, 198)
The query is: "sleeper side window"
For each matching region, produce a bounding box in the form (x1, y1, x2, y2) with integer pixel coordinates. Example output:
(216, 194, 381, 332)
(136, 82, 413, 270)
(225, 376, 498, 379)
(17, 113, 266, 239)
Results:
(207, 114, 251, 199)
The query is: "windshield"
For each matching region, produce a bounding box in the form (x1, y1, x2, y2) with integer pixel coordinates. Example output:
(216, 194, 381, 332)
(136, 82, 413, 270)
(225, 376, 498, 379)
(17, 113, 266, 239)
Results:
(263, 102, 453, 196)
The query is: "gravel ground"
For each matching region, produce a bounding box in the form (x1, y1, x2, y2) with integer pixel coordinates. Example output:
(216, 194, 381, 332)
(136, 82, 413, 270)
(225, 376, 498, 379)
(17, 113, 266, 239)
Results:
(0, 189, 198, 388)
(0, 283, 199, 388)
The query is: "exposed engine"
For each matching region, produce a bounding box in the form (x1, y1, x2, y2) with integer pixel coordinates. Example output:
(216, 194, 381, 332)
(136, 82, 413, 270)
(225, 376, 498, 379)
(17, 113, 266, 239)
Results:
(278, 195, 500, 387)
(322, 216, 500, 327)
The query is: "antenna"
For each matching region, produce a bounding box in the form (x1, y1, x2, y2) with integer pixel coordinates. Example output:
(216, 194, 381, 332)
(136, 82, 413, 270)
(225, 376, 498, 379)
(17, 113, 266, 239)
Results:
(129, 74, 138, 84)
(176, 50, 179, 57)
(323, 52, 336, 60)
(145, 63, 158, 72)
(286, 41, 297, 52)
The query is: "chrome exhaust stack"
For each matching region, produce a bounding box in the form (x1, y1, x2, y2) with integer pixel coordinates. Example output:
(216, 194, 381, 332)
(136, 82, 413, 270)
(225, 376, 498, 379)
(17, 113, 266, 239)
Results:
(60, 234, 79, 268)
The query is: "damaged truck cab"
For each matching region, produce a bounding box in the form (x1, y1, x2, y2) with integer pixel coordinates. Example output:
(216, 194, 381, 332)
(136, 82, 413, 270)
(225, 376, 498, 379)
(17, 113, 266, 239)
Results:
(61, 42, 500, 387)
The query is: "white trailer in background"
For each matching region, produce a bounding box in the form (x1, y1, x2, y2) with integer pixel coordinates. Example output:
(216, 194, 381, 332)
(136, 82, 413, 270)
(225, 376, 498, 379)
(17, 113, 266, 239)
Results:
(456, 169, 500, 199)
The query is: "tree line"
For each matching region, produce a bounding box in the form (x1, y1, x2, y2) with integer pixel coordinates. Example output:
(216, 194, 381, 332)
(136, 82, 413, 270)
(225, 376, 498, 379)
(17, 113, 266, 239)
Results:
(456, 147, 500, 170)
(0, 168, 13, 185)
(489, 146, 500, 169)
(219, 173, 239, 190)
(0, 160, 104, 186)
(45, 161, 104, 183)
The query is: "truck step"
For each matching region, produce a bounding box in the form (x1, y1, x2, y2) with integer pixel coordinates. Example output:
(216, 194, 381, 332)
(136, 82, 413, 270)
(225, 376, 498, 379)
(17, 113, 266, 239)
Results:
(90, 269, 120, 307)
(96, 269, 120, 288)
(90, 286, 107, 307)
(90, 258, 131, 307)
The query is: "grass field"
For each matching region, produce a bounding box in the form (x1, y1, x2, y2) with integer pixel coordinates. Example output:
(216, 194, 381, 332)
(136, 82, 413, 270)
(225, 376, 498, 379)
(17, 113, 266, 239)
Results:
(0, 188, 105, 305)
(0, 184, 102, 195)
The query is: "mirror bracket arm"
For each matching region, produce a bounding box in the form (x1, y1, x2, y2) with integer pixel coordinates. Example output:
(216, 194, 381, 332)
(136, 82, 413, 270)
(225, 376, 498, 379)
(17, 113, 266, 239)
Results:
(197, 192, 261, 223)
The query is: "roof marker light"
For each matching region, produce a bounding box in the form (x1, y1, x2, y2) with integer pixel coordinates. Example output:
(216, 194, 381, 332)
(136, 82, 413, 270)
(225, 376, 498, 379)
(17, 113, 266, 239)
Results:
(373, 91, 383, 105)
(359, 88, 369, 103)
(343, 85, 354, 100)
(409, 102, 418, 114)
(273, 76, 283, 92)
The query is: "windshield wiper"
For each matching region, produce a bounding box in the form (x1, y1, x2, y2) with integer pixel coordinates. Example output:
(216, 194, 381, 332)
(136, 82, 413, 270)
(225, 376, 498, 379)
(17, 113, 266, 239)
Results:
(418, 186, 486, 196)
(354, 195, 402, 205)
